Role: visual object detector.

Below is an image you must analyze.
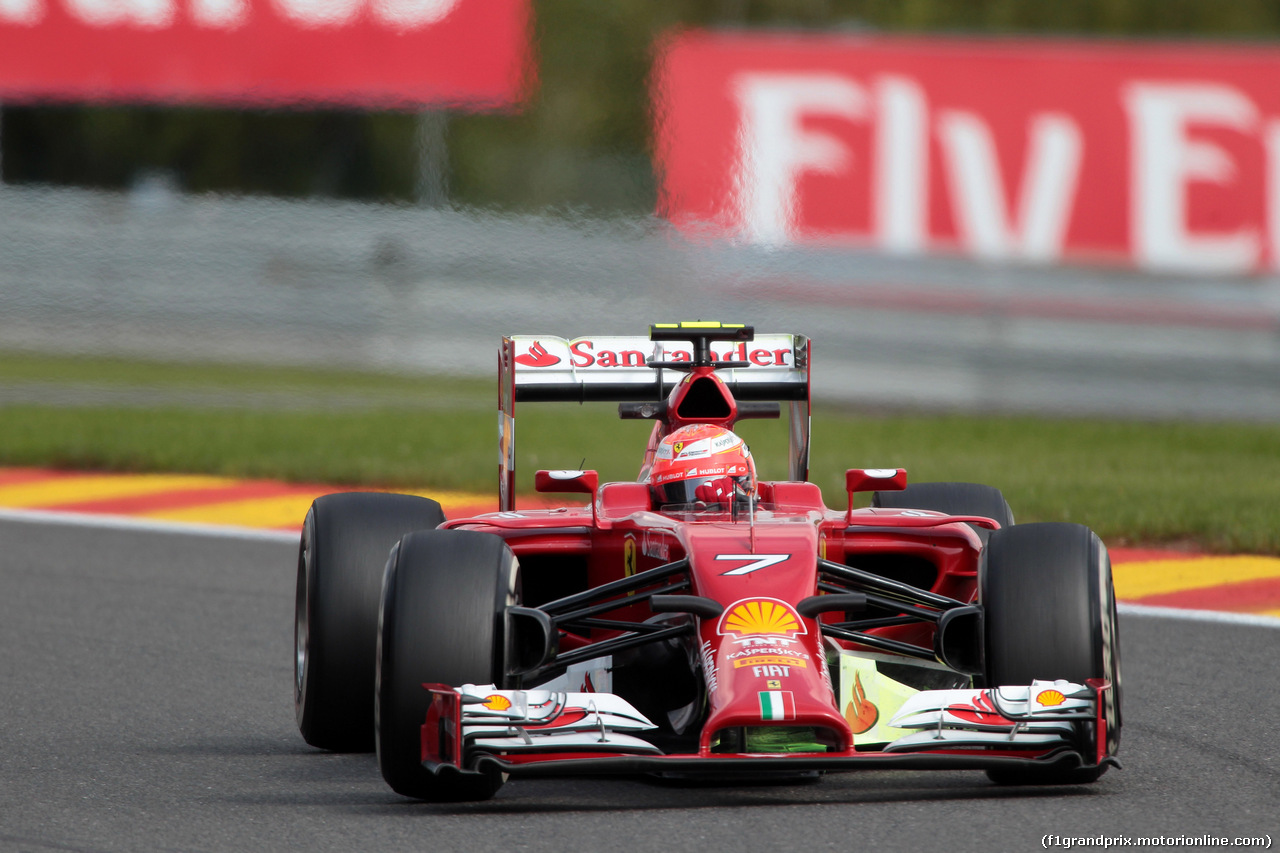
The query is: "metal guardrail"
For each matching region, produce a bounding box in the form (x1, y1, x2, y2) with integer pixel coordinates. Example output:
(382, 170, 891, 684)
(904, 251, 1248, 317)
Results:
(2, 184, 1278, 419)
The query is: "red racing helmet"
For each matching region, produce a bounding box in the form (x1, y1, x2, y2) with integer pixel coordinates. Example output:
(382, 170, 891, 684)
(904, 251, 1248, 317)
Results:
(650, 424, 756, 508)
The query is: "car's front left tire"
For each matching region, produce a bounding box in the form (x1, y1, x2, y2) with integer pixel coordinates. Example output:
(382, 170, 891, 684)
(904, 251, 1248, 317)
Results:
(376, 529, 519, 801)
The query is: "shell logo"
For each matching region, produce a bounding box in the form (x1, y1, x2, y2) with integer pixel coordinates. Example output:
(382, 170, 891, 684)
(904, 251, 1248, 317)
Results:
(718, 598, 806, 638)
(483, 694, 512, 711)
(1036, 689, 1066, 707)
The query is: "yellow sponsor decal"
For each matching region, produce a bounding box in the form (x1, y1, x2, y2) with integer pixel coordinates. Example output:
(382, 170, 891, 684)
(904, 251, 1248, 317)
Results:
(623, 534, 637, 596)
(623, 535, 637, 578)
(719, 598, 804, 638)
(733, 656, 807, 669)
(483, 695, 512, 711)
(662, 321, 742, 330)
(839, 654, 917, 746)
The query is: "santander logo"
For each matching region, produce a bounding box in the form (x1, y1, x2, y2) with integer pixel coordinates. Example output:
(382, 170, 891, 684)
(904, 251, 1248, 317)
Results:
(510, 335, 794, 371)
(515, 341, 561, 368)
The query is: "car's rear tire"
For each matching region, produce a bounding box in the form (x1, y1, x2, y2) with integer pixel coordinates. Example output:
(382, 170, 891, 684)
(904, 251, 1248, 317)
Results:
(294, 492, 445, 752)
(980, 522, 1122, 785)
(376, 529, 518, 801)
(871, 481, 1014, 540)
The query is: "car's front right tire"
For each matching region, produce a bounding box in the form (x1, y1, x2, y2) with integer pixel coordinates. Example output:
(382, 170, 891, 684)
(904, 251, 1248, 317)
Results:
(294, 492, 445, 752)
(980, 522, 1122, 785)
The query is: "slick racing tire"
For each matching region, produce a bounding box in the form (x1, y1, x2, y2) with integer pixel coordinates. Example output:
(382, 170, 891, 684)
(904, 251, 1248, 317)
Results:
(295, 493, 446, 752)
(871, 481, 1014, 541)
(376, 529, 518, 801)
(980, 522, 1122, 785)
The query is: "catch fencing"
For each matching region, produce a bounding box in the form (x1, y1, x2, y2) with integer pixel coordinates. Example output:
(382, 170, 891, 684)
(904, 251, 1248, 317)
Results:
(1, 184, 1278, 419)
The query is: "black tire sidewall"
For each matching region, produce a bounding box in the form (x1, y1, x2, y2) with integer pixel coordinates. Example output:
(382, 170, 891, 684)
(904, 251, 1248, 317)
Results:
(982, 523, 1108, 685)
(981, 522, 1122, 781)
(294, 492, 445, 751)
(376, 529, 517, 800)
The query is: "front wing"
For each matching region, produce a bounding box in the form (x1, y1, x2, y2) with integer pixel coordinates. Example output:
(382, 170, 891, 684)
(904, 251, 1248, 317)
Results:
(419, 680, 1118, 780)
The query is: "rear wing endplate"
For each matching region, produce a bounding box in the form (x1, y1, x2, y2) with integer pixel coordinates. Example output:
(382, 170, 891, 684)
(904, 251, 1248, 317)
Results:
(498, 332, 811, 511)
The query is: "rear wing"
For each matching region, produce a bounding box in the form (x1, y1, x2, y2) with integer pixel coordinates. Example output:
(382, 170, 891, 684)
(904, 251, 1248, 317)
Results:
(498, 328, 811, 511)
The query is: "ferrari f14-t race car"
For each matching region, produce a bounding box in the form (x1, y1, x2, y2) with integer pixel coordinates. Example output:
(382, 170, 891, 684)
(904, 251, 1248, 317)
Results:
(294, 322, 1121, 801)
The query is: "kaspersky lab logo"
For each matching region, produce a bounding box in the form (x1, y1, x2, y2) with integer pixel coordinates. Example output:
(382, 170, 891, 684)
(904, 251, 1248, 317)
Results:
(515, 341, 561, 367)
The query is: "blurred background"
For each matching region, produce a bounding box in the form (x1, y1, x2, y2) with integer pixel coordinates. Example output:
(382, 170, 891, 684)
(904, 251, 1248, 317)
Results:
(3, 0, 1280, 419)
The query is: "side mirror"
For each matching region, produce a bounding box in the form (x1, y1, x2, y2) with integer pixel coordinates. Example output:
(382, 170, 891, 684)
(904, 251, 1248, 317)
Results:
(845, 468, 907, 520)
(845, 467, 907, 494)
(534, 469, 599, 495)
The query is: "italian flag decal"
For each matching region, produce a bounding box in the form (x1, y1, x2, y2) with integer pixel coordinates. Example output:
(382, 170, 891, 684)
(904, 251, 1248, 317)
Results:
(758, 691, 796, 721)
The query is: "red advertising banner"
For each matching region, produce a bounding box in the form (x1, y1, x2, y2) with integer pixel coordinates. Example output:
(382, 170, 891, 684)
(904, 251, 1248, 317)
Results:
(0, 0, 531, 109)
(654, 31, 1280, 274)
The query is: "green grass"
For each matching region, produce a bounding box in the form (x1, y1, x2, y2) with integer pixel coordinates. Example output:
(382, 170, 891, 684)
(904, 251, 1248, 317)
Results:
(2, 351, 1278, 554)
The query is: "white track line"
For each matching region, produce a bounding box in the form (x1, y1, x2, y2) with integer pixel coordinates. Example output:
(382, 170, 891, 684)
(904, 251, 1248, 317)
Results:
(1118, 602, 1280, 629)
(2, 507, 1278, 628)
(0, 507, 298, 544)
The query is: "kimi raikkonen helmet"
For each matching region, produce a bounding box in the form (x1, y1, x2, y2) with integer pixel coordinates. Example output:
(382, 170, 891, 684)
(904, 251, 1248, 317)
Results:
(650, 424, 756, 508)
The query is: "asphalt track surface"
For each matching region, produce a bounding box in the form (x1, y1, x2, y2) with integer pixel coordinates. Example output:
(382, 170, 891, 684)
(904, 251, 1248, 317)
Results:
(2, 517, 1277, 853)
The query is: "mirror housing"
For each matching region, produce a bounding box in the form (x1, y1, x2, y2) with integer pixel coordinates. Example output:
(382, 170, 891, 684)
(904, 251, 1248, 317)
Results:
(846, 468, 907, 494)
(534, 469, 599, 495)
(846, 468, 907, 521)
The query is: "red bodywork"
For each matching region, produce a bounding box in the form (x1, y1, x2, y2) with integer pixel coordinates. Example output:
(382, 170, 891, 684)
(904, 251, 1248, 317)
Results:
(418, 326, 1113, 777)
(445, 482, 988, 761)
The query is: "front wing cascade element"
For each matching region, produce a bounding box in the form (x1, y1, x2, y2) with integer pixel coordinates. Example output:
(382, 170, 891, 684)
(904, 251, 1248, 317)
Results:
(418, 681, 1117, 780)
(882, 680, 1094, 752)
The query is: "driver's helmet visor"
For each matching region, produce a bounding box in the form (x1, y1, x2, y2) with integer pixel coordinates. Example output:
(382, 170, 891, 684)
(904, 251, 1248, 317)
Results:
(655, 474, 750, 507)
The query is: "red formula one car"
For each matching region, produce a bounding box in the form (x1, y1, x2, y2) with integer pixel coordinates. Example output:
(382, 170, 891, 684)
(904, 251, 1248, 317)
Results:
(294, 322, 1121, 801)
